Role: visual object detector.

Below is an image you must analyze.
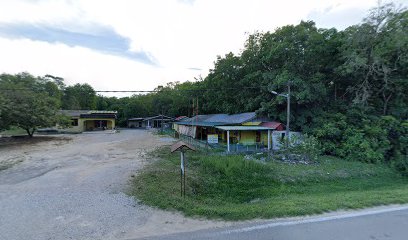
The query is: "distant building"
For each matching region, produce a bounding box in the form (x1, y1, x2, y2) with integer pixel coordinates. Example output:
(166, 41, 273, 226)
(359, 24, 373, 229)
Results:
(127, 115, 173, 128)
(59, 110, 117, 132)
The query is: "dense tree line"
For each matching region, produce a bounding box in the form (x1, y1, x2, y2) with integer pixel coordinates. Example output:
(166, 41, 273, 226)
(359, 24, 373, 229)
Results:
(0, 4, 406, 171)
(120, 4, 406, 168)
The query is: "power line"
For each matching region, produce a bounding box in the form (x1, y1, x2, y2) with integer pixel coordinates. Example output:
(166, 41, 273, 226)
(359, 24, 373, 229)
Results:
(0, 86, 268, 93)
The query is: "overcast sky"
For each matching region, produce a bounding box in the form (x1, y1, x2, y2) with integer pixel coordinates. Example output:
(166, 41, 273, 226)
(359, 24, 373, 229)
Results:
(0, 0, 406, 96)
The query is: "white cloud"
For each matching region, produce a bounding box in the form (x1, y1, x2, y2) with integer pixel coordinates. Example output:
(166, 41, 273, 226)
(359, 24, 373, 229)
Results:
(0, 38, 196, 97)
(1, 0, 402, 96)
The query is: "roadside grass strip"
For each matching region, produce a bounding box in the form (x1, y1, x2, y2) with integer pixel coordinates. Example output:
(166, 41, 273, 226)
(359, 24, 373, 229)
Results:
(129, 147, 408, 220)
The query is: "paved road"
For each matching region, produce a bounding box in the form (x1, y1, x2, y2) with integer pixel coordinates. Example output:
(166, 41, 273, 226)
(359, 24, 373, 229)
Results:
(143, 205, 408, 240)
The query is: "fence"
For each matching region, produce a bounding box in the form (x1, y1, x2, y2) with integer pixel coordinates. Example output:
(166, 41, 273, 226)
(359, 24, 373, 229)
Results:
(223, 143, 269, 153)
(178, 134, 214, 150)
(176, 133, 270, 154)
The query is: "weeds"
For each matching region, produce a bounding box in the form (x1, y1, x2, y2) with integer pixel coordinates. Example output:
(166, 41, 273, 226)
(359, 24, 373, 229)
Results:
(129, 147, 408, 220)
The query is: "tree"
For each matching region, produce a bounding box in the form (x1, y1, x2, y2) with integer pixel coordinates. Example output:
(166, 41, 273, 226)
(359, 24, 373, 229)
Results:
(62, 83, 97, 110)
(0, 73, 61, 137)
(339, 3, 408, 117)
(0, 94, 10, 131)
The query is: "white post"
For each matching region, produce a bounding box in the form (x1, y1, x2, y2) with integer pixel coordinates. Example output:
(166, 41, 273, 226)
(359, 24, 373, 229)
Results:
(180, 151, 184, 175)
(227, 130, 230, 152)
(268, 130, 271, 150)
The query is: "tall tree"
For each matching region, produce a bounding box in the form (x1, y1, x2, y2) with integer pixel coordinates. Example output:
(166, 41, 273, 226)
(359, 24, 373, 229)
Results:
(339, 3, 408, 117)
(0, 73, 61, 137)
(62, 83, 97, 110)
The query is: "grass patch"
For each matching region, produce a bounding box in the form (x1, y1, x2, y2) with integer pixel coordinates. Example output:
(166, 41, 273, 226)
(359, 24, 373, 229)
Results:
(129, 147, 408, 220)
(0, 126, 27, 136)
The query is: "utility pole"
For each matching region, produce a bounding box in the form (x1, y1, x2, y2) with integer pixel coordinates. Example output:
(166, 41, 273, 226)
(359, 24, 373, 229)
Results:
(271, 81, 291, 148)
(286, 82, 290, 149)
(161, 108, 164, 134)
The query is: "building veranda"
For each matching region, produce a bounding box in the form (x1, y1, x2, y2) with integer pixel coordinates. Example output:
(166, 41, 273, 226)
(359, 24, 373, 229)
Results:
(172, 112, 295, 152)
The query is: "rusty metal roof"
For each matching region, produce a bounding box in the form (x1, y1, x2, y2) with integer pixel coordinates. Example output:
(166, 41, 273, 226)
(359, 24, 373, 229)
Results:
(170, 141, 196, 153)
(260, 121, 284, 129)
(174, 116, 188, 121)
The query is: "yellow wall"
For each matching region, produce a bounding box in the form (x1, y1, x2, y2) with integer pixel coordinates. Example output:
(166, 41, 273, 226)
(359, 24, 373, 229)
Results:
(79, 118, 115, 131)
(239, 131, 256, 145)
(261, 131, 268, 144)
(219, 130, 270, 145)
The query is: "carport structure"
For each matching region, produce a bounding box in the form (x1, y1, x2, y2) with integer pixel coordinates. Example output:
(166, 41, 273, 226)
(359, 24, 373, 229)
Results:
(215, 126, 274, 152)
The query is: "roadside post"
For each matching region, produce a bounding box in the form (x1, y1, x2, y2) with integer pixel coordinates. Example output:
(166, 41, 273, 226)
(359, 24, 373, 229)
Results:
(170, 141, 196, 198)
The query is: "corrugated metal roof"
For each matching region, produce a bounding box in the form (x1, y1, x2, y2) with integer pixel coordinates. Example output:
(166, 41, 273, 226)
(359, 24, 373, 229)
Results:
(59, 110, 91, 117)
(59, 110, 117, 117)
(128, 118, 144, 121)
(144, 115, 173, 120)
(175, 121, 229, 127)
(216, 126, 274, 131)
(180, 112, 256, 126)
(80, 113, 117, 119)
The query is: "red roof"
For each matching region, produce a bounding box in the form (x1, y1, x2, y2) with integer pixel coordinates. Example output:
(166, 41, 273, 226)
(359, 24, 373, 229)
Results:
(175, 116, 188, 121)
(260, 121, 284, 130)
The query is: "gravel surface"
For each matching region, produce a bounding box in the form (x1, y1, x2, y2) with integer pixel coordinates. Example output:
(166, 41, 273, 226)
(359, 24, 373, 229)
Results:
(0, 130, 230, 240)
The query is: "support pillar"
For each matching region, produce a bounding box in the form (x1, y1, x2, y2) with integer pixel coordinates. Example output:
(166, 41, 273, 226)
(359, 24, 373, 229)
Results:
(268, 130, 271, 150)
(227, 130, 230, 152)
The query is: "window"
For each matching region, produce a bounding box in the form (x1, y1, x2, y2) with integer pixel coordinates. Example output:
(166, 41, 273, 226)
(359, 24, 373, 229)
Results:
(256, 131, 261, 142)
(72, 118, 78, 126)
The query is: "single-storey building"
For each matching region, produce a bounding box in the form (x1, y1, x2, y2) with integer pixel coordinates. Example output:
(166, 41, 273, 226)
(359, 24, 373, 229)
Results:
(60, 110, 117, 132)
(127, 118, 144, 128)
(128, 115, 173, 128)
(173, 112, 286, 152)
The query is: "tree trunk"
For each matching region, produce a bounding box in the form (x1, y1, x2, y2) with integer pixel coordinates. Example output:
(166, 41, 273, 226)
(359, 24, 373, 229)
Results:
(25, 128, 34, 137)
(382, 91, 392, 115)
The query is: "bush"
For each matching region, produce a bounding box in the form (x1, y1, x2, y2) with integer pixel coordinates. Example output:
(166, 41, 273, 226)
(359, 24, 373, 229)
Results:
(276, 134, 322, 162)
(336, 124, 390, 163)
(307, 111, 408, 166)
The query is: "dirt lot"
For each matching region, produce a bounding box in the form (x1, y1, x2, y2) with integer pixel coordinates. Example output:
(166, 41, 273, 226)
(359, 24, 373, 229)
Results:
(0, 130, 230, 240)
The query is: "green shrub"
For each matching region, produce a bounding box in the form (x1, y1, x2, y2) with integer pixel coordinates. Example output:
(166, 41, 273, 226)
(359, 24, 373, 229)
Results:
(309, 112, 407, 167)
(275, 134, 322, 162)
(338, 127, 389, 163)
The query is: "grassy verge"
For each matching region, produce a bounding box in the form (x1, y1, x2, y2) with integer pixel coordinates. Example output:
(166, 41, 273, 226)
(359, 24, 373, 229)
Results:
(129, 147, 408, 220)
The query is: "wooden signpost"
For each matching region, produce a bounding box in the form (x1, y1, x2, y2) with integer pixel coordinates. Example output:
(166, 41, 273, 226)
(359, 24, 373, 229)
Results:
(170, 141, 196, 198)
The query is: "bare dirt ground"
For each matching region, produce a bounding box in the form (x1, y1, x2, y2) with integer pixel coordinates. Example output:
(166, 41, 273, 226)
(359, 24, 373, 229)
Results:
(0, 129, 231, 240)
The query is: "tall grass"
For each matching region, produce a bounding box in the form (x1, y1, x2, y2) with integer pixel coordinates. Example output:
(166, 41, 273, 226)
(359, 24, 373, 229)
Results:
(129, 147, 408, 220)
